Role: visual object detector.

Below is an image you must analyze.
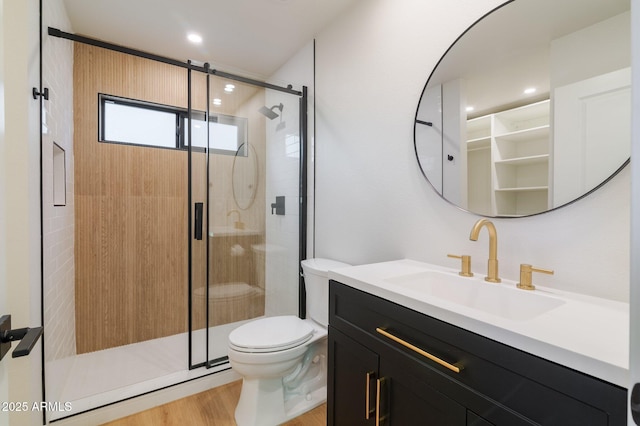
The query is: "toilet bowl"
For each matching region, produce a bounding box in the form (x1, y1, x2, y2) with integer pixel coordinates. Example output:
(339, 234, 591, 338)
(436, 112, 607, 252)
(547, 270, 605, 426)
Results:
(227, 258, 351, 426)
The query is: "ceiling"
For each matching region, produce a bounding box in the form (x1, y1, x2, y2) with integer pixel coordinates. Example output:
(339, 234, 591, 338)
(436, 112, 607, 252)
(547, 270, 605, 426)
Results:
(62, 0, 360, 80)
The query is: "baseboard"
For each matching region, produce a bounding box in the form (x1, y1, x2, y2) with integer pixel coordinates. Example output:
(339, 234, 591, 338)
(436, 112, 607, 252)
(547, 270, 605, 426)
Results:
(50, 369, 241, 425)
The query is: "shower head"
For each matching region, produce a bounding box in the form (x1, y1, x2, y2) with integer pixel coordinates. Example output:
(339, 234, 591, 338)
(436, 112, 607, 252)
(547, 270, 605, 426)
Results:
(259, 103, 283, 120)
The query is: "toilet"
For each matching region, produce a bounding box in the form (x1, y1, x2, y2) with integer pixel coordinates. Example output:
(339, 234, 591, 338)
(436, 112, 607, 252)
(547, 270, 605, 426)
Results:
(227, 258, 351, 426)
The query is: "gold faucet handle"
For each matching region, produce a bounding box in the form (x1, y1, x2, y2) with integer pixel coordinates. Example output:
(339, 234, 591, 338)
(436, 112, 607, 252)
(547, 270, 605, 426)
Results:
(447, 254, 473, 277)
(517, 264, 554, 290)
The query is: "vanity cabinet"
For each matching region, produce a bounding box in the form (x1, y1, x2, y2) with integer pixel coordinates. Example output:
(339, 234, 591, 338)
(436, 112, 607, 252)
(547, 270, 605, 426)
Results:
(329, 327, 469, 425)
(467, 100, 550, 217)
(327, 280, 626, 426)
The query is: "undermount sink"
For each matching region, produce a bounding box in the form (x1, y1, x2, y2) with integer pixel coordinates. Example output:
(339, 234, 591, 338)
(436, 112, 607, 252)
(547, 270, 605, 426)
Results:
(384, 270, 565, 321)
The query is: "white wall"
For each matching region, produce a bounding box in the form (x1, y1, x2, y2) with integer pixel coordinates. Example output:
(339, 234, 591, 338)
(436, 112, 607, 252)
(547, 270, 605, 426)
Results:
(2, 0, 44, 424)
(0, 0, 8, 423)
(313, 0, 630, 302)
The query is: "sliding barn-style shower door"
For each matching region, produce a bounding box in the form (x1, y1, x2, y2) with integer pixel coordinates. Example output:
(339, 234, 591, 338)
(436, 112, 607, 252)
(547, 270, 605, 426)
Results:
(40, 2, 308, 417)
(188, 68, 307, 369)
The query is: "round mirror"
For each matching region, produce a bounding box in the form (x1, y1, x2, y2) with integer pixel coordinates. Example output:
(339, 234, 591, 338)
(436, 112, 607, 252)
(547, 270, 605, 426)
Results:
(414, 0, 630, 217)
(232, 142, 258, 210)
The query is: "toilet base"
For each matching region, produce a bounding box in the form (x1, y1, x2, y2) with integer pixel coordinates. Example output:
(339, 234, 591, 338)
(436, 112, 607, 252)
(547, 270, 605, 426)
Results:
(283, 385, 326, 422)
(235, 377, 286, 426)
(233, 333, 327, 426)
(234, 377, 326, 426)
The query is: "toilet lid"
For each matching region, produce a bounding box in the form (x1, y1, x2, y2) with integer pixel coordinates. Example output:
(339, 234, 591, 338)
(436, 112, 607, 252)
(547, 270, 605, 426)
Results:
(228, 316, 314, 353)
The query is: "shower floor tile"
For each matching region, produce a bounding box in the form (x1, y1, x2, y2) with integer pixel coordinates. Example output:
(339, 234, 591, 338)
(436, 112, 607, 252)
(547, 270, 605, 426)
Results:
(47, 322, 252, 421)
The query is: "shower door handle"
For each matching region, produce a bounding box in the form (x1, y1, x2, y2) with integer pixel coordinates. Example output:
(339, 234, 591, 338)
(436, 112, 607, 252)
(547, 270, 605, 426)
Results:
(194, 202, 203, 240)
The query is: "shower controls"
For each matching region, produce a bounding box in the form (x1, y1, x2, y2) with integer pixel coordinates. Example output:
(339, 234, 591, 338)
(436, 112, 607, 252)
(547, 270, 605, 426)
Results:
(271, 196, 285, 215)
(0, 315, 44, 361)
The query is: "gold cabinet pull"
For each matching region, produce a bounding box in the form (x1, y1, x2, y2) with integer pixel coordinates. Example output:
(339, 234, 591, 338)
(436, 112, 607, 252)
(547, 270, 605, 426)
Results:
(376, 327, 463, 373)
(365, 371, 375, 419)
(376, 377, 388, 426)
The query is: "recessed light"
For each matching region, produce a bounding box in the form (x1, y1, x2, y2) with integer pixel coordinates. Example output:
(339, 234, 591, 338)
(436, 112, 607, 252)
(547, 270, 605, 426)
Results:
(187, 33, 203, 44)
(466, 106, 474, 112)
(224, 84, 235, 93)
(213, 98, 222, 106)
(524, 87, 536, 95)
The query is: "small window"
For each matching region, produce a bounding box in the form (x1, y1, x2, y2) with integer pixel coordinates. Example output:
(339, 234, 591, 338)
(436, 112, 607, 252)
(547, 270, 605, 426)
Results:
(99, 94, 247, 156)
(100, 95, 178, 148)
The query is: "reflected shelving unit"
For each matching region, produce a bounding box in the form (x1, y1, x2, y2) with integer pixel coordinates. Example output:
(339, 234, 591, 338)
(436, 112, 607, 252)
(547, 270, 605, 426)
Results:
(467, 115, 492, 216)
(467, 99, 550, 217)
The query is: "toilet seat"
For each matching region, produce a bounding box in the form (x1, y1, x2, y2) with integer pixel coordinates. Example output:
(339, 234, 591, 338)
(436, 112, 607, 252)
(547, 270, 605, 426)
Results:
(229, 315, 314, 353)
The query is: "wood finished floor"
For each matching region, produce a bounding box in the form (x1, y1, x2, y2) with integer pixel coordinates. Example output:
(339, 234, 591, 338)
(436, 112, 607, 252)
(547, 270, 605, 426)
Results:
(101, 380, 326, 426)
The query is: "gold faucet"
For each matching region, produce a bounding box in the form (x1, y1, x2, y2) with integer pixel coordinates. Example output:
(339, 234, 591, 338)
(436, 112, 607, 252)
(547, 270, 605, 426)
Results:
(447, 254, 473, 277)
(227, 209, 245, 230)
(469, 219, 501, 283)
(517, 264, 554, 290)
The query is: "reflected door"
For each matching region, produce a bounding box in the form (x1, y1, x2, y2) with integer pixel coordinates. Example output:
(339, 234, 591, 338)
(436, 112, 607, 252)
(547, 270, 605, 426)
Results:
(553, 67, 631, 207)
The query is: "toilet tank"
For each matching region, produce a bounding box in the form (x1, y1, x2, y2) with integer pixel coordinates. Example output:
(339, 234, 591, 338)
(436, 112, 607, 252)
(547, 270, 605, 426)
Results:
(301, 258, 351, 327)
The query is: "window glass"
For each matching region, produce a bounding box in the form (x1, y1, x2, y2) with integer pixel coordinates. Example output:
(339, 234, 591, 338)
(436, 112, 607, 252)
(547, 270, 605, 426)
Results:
(103, 101, 176, 148)
(99, 94, 246, 156)
(184, 115, 246, 155)
(186, 117, 208, 149)
(212, 122, 239, 152)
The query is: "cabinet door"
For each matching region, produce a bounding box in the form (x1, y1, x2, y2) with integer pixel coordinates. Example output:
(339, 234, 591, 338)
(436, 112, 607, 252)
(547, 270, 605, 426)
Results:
(328, 327, 379, 426)
(378, 353, 467, 426)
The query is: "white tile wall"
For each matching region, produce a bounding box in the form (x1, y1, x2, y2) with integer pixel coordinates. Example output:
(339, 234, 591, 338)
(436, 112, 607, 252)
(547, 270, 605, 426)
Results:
(265, 42, 315, 316)
(263, 93, 304, 316)
(41, 0, 76, 369)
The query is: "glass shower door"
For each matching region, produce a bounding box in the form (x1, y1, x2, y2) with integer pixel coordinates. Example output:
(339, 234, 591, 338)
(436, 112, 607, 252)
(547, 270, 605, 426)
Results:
(41, 3, 307, 419)
(188, 70, 304, 369)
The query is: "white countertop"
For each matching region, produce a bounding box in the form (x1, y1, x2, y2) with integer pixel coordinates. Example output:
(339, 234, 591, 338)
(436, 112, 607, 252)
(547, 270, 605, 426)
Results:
(328, 259, 629, 388)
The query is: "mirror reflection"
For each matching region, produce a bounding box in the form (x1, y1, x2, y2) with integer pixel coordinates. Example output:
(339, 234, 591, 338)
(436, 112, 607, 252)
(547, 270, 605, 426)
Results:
(414, 0, 630, 217)
(232, 142, 259, 210)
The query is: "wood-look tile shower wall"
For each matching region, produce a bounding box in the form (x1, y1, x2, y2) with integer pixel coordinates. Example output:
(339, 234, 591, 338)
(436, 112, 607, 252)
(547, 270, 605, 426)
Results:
(73, 44, 208, 353)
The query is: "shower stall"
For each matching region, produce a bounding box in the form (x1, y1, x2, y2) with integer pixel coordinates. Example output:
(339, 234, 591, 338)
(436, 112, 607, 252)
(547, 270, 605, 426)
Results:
(41, 8, 307, 421)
